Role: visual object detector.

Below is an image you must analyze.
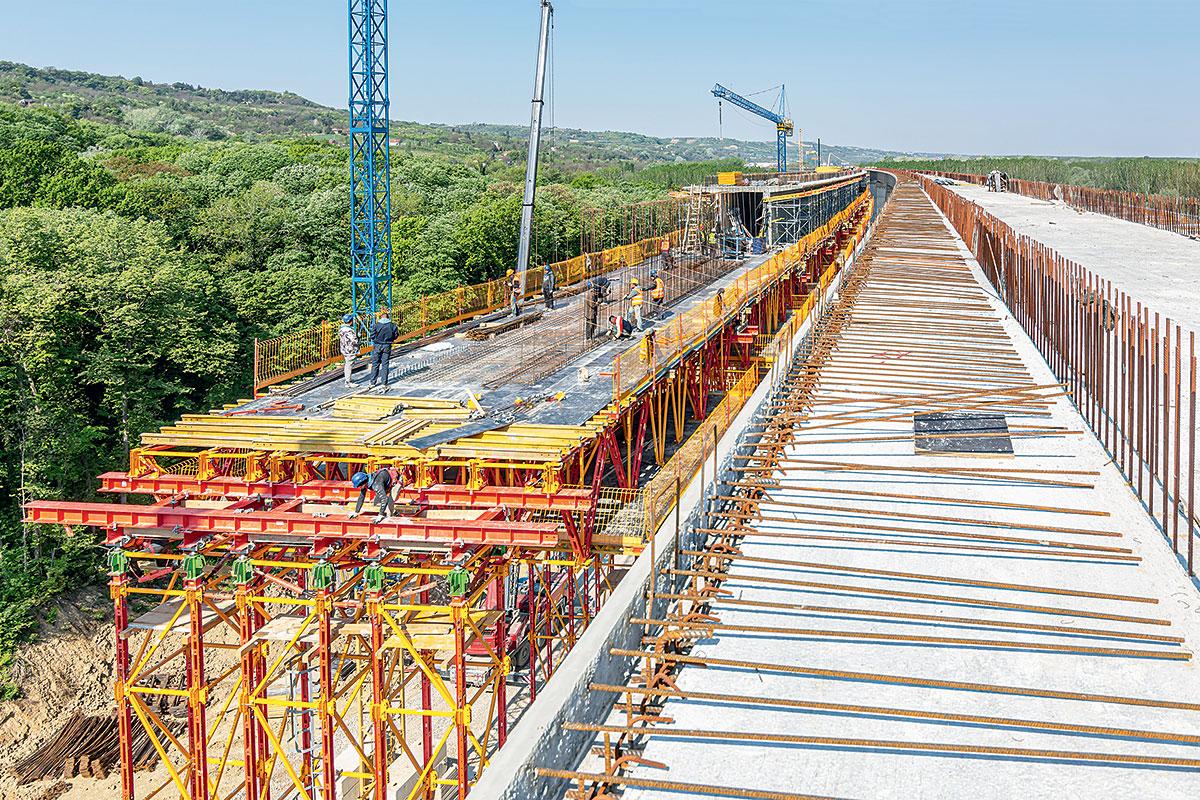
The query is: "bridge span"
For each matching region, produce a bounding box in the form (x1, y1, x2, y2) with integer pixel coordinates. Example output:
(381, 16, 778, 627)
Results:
(533, 180, 1200, 800)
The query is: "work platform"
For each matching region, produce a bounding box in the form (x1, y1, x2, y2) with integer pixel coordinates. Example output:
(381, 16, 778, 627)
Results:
(686, 171, 868, 250)
(545, 181, 1200, 799)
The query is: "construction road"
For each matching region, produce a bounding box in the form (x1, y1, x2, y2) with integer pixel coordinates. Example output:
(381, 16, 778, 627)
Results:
(549, 181, 1200, 799)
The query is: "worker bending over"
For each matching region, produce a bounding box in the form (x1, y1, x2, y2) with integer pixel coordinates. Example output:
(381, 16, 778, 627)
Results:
(349, 467, 397, 523)
(608, 314, 634, 339)
(369, 309, 400, 390)
(338, 314, 359, 387)
(624, 278, 644, 331)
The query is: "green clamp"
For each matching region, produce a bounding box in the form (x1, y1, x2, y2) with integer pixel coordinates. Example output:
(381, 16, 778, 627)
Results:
(182, 553, 206, 581)
(232, 558, 254, 586)
(312, 562, 335, 591)
(447, 566, 469, 599)
(365, 564, 384, 592)
(108, 550, 128, 576)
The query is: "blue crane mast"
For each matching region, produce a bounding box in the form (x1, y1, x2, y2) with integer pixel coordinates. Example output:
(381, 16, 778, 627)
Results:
(348, 0, 392, 328)
(711, 83, 794, 173)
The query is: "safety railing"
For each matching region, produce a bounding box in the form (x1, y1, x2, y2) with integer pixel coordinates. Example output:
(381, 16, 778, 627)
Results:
(919, 169, 1200, 239)
(916, 172, 1200, 576)
(610, 189, 872, 404)
(252, 228, 685, 393)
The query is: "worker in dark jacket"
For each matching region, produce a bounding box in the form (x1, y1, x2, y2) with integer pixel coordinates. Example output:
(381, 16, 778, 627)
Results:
(368, 309, 400, 389)
(349, 468, 397, 522)
(541, 264, 556, 310)
(585, 277, 609, 339)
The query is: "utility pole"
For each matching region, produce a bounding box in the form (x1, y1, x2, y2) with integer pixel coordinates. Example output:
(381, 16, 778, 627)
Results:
(517, 0, 554, 295)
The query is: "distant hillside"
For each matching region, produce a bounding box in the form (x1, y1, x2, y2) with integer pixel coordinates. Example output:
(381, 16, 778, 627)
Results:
(0, 61, 340, 139)
(442, 123, 951, 168)
(0, 61, 945, 166)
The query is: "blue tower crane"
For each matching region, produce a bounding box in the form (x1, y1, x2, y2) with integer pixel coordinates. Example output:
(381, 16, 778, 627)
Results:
(711, 83, 794, 174)
(348, 0, 392, 328)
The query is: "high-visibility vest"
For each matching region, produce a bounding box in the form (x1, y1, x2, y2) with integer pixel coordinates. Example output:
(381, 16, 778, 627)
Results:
(652, 277, 665, 301)
(631, 288, 643, 307)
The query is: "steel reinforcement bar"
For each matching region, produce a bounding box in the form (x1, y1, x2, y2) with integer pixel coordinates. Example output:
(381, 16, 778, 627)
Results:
(915, 171, 1200, 575)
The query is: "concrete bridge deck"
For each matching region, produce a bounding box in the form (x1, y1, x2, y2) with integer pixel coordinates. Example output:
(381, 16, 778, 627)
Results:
(549, 180, 1200, 799)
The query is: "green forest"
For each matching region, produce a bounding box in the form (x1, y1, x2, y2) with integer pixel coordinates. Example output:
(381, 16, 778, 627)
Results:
(0, 95, 742, 696)
(871, 155, 1200, 198)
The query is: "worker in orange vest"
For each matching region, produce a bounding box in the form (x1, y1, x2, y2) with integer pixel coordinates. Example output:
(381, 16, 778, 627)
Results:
(623, 278, 644, 331)
(650, 269, 665, 317)
(661, 239, 675, 269)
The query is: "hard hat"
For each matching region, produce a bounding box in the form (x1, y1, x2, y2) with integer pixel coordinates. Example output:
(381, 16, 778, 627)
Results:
(506, 269, 514, 277)
(650, 270, 658, 278)
(631, 278, 639, 286)
(351, 471, 369, 488)
(342, 314, 354, 323)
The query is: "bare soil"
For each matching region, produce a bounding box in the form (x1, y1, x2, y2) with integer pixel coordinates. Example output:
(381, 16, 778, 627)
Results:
(0, 587, 115, 800)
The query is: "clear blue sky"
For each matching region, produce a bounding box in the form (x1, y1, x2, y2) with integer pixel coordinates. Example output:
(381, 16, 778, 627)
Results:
(1, 0, 1195, 157)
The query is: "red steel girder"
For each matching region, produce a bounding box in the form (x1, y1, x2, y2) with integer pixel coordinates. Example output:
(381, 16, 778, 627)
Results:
(24, 500, 561, 548)
(97, 472, 593, 512)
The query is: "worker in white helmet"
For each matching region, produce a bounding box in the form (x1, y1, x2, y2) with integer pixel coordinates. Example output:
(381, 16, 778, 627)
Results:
(623, 278, 644, 331)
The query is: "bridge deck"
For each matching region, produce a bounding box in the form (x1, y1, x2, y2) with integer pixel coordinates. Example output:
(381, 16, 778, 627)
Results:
(569, 181, 1200, 799)
(948, 181, 1200, 335)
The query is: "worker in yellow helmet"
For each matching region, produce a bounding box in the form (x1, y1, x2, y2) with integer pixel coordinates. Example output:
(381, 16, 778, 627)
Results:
(623, 277, 644, 331)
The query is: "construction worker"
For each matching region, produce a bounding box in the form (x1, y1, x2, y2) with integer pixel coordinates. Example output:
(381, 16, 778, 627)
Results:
(507, 269, 521, 317)
(349, 468, 397, 523)
(707, 229, 718, 254)
(624, 278, 644, 331)
(661, 241, 675, 270)
(585, 276, 610, 339)
(584, 279, 598, 339)
(368, 309, 400, 390)
(338, 314, 359, 387)
(650, 269, 666, 317)
(608, 314, 633, 339)
(541, 264, 556, 310)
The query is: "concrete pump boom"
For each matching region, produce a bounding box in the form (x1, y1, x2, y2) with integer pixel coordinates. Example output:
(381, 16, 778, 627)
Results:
(517, 0, 554, 294)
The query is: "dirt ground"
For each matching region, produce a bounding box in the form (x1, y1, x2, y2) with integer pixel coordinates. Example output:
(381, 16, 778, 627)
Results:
(0, 587, 116, 800)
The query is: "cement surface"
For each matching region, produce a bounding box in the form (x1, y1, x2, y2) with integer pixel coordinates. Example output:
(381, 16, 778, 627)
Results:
(949, 182, 1200, 333)
(597, 184, 1200, 799)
